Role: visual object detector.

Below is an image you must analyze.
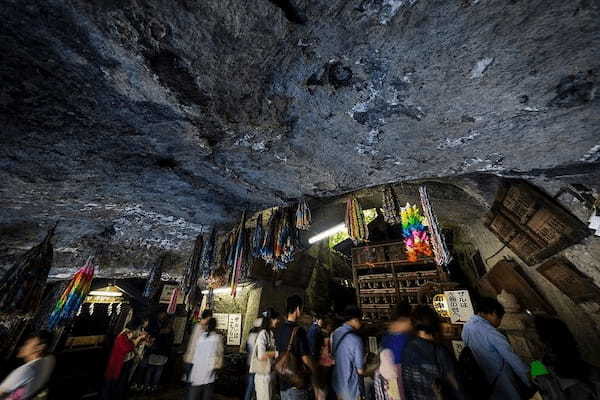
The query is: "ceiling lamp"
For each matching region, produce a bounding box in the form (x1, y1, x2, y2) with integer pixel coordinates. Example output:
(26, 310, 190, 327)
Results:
(308, 223, 346, 244)
(89, 286, 123, 297)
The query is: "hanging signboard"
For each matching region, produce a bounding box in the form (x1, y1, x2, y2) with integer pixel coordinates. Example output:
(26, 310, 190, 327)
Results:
(444, 290, 474, 324)
(159, 284, 184, 304)
(226, 314, 242, 346)
(214, 313, 230, 331)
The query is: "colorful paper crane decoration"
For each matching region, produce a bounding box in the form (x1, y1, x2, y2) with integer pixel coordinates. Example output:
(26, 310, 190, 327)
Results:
(345, 196, 369, 243)
(48, 257, 95, 329)
(401, 203, 433, 262)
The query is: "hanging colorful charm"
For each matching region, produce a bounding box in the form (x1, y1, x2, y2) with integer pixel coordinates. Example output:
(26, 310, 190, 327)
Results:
(47, 257, 95, 329)
(401, 203, 433, 262)
(381, 185, 402, 225)
(419, 186, 453, 267)
(295, 199, 312, 230)
(199, 229, 215, 280)
(345, 196, 369, 243)
(260, 209, 277, 264)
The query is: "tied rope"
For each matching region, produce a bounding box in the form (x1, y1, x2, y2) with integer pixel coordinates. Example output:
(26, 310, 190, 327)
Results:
(295, 199, 312, 230)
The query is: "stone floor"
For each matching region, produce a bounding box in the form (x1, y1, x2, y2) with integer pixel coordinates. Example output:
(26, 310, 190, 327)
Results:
(129, 385, 239, 400)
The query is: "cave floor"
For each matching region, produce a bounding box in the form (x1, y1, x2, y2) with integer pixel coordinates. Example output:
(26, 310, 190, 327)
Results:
(129, 385, 239, 400)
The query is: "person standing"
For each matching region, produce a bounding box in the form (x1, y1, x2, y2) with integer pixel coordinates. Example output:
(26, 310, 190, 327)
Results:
(145, 315, 174, 392)
(375, 303, 412, 400)
(307, 314, 323, 359)
(275, 295, 314, 400)
(244, 317, 264, 400)
(331, 305, 365, 400)
(250, 308, 280, 400)
(462, 297, 532, 400)
(0, 331, 55, 400)
(313, 318, 334, 400)
(103, 319, 147, 400)
(402, 305, 465, 400)
(186, 317, 224, 400)
(183, 309, 213, 383)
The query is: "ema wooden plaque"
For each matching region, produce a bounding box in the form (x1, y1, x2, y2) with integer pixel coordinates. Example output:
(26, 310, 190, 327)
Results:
(537, 257, 600, 304)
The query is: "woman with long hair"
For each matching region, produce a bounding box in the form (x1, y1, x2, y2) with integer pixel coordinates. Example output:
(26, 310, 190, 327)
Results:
(187, 317, 223, 400)
(249, 308, 280, 400)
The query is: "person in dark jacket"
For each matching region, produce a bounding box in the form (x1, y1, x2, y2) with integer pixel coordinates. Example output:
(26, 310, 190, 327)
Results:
(402, 305, 466, 400)
(533, 316, 600, 400)
(145, 313, 174, 392)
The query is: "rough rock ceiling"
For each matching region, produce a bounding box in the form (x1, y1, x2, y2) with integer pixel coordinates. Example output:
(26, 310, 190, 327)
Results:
(1, 0, 599, 274)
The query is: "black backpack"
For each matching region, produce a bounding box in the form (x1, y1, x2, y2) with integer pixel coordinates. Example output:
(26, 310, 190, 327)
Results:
(457, 346, 502, 399)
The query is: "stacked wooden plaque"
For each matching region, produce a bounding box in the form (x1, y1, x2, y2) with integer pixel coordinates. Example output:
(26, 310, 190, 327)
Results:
(352, 241, 454, 321)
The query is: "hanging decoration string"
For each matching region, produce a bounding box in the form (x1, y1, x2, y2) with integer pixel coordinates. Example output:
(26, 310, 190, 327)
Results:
(345, 196, 369, 243)
(167, 287, 181, 315)
(199, 229, 216, 280)
(230, 210, 247, 296)
(260, 209, 277, 264)
(419, 186, 453, 267)
(143, 255, 164, 300)
(401, 203, 433, 262)
(251, 214, 264, 257)
(182, 234, 203, 310)
(295, 199, 312, 230)
(47, 256, 95, 330)
(381, 185, 402, 225)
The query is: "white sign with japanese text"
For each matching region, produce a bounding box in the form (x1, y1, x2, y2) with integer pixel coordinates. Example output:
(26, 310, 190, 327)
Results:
(226, 314, 242, 346)
(214, 313, 230, 331)
(444, 290, 474, 324)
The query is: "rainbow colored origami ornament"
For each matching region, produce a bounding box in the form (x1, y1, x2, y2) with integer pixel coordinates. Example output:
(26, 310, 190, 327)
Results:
(400, 203, 433, 262)
(48, 257, 95, 329)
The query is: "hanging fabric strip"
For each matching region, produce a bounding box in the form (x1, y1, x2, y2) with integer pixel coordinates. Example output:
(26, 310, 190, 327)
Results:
(382, 185, 402, 225)
(260, 209, 278, 265)
(419, 186, 453, 267)
(295, 199, 312, 230)
(48, 257, 95, 329)
(345, 196, 369, 243)
(400, 203, 433, 262)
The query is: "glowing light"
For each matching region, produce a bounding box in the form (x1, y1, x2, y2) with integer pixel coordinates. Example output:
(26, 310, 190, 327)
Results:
(88, 290, 123, 297)
(308, 223, 346, 244)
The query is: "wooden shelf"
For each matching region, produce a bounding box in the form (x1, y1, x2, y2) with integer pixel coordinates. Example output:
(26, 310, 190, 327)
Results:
(358, 270, 439, 281)
(353, 258, 436, 269)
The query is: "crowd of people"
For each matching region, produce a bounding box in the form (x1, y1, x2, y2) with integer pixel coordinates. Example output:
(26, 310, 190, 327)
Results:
(238, 295, 600, 400)
(2, 294, 600, 400)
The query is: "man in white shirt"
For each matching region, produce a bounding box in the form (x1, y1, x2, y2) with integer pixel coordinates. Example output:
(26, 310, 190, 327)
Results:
(0, 331, 56, 399)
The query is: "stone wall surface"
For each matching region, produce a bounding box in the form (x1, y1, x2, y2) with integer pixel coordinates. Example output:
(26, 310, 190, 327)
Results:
(1, 0, 599, 276)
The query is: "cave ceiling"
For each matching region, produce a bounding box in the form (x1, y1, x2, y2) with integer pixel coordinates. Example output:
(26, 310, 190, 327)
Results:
(1, 0, 599, 276)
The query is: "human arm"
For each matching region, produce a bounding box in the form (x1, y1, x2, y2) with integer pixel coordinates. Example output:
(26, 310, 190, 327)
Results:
(352, 336, 366, 376)
(379, 348, 398, 380)
(214, 335, 224, 370)
(488, 329, 531, 386)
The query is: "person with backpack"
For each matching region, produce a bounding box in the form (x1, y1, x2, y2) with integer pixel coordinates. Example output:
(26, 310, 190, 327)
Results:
(461, 297, 532, 400)
(331, 305, 366, 400)
(250, 308, 280, 400)
(532, 316, 600, 400)
(402, 305, 465, 400)
(375, 303, 413, 400)
(274, 295, 314, 400)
